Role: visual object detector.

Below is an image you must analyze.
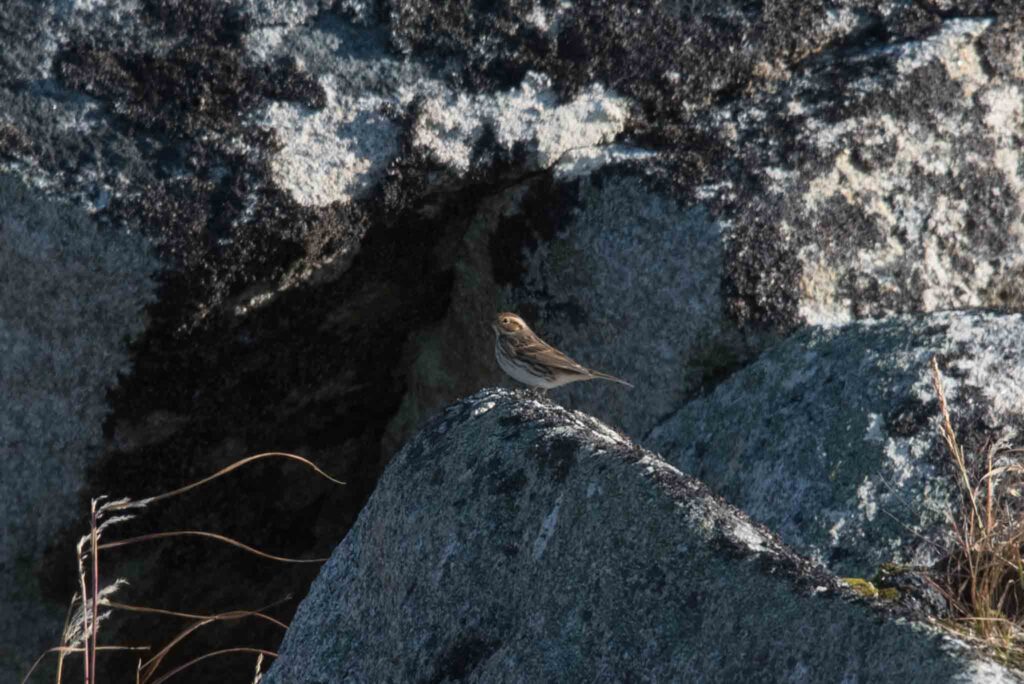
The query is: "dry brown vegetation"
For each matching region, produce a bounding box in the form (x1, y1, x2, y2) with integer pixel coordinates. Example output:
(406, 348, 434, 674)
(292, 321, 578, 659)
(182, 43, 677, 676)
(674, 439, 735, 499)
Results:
(928, 357, 1024, 666)
(22, 453, 343, 684)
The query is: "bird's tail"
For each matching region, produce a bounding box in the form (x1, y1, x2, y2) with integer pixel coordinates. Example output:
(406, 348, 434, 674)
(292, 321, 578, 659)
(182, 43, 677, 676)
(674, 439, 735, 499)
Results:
(589, 370, 633, 388)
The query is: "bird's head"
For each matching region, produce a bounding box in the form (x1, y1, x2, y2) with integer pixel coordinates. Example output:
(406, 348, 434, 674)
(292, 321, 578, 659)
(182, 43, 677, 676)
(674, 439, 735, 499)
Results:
(493, 312, 528, 335)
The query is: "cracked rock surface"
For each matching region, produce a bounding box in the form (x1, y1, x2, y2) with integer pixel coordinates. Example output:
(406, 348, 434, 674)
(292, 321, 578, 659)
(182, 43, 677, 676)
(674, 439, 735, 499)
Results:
(267, 389, 1021, 683)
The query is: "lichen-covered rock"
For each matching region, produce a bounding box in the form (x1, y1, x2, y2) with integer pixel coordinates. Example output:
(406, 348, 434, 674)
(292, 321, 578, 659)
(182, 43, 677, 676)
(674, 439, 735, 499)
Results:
(246, 11, 633, 199)
(724, 17, 1024, 329)
(388, 11, 1024, 451)
(648, 311, 1024, 577)
(268, 389, 1019, 683)
(382, 5, 1024, 338)
(5, 0, 1024, 680)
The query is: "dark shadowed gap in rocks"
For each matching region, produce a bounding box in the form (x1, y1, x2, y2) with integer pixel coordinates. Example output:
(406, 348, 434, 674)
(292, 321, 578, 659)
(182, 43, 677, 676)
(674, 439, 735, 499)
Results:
(24, 2, 587, 681)
(50, 158, 566, 683)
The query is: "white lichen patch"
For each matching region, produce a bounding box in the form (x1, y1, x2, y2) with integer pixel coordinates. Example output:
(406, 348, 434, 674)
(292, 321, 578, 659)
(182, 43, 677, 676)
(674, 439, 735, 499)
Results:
(584, 420, 629, 447)
(778, 16, 1024, 326)
(413, 71, 629, 172)
(981, 85, 1024, 228)
(550, 412, 628, 450)
(863, 413, 884, 443)
(525, 3, 551, 33)
(894, 19, 993, 90)
(807, 149, 892, 223)
(258, 78, 400, 207)
(797, 74, 1022, 322)
(946, 313, 1024, 417)
(805, 116, 952, 219)
(856, 477, 878, 522)
(523, 0, 572, 37)
(982, 84, 1023, 134)
(798, 249, 851, 326)
(729, 519, 768, 553)
(240, 0, 321, 27)
(245, 26, 288, 63)
(827, 516, 847, 548)
(553, 145, 656, 180)
(532, 494, 563, 561)
(472, 401, 497, 417)
(763, 166, 796, 193)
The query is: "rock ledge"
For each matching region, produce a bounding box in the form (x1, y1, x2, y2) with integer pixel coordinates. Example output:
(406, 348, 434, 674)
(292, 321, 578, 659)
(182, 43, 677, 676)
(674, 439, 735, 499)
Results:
(268, 389, 1018, 683)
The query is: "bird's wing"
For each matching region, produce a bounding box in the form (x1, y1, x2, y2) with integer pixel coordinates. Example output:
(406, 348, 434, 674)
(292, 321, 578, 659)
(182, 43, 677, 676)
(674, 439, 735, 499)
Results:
(510, 336, 591, 376)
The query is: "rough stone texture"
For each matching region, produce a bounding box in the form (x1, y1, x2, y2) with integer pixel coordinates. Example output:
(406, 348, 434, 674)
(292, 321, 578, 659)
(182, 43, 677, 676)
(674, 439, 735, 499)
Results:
(0, 181, 150, 678)
(246, 14, 631, 202)
(726, 17, 1024, 329)
(385, 159, 767, 447)
(411, 71, 628, 174)
(0, 1, 642, 677)
(0, 174, 157, 675)
(648, 311, 1024, 578)
(4, 0, 1024, 680)
(268, 389, 1019, 683)
(1, 3, 424, 678)
(387, 9, 1024, 451)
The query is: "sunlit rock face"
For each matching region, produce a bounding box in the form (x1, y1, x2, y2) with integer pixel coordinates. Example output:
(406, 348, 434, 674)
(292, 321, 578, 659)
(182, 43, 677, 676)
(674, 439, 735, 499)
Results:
(3, 0, 1024, 680)
(268, 389, 1021, 684)
(649, 311, 1024, 577)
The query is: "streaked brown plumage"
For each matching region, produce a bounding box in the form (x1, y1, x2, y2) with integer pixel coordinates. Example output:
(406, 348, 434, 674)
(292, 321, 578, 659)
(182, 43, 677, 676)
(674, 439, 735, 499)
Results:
(491, 312, 632, 392)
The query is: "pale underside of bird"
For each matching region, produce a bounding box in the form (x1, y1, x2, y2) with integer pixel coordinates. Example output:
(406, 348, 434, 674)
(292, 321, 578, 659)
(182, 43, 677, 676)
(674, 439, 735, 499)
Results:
(492, 312, 633, 392)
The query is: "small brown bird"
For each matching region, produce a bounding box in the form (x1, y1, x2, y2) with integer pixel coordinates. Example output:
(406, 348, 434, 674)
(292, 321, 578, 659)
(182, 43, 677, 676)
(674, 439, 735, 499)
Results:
(492, 312, 633, 393)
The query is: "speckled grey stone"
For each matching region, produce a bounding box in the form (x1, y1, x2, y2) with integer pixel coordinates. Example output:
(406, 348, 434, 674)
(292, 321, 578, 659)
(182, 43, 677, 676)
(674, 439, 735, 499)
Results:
(0, 173, 157, 676)
(385, 162, 765, 449)
(5, 1, 1024, 680)
(722, 17, 1024, 329)
(499, 170, 757, 439)
(648, 311, 1024, 578)
(389, 13, 1024, 454)
(267, 389, 1019, 683)
(247, 16, 631, 207)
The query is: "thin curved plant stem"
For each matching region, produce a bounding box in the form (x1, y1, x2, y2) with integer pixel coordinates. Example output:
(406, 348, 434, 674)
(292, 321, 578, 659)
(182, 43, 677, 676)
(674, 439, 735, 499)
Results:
(138, 600, 291, 680)
(77, 544, 91, 684)
(106, 601, 288, 630)
(106, 452, 344, 513)
(147, 648, 276, 684)
(90, 501, 100, 682)
(98, 530, 328, 563)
